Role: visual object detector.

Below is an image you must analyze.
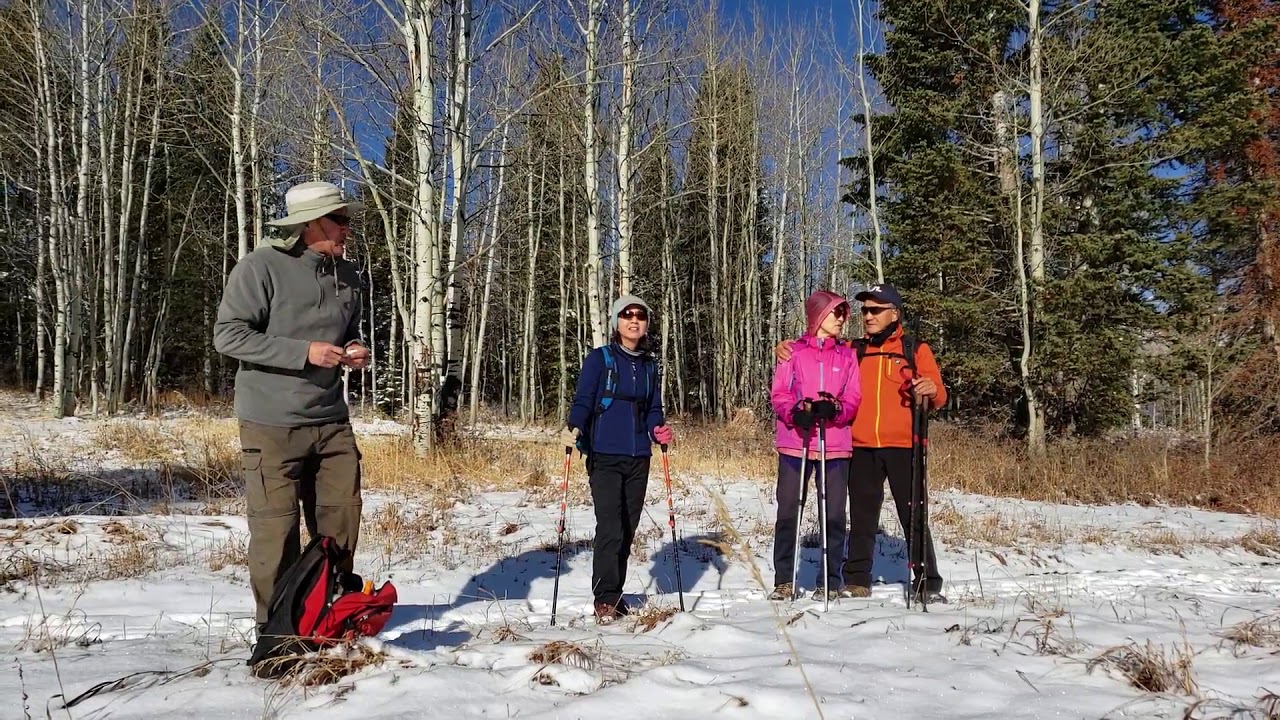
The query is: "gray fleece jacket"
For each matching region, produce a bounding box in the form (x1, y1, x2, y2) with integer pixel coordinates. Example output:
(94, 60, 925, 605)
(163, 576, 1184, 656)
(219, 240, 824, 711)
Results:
(213, 244, 363, 427)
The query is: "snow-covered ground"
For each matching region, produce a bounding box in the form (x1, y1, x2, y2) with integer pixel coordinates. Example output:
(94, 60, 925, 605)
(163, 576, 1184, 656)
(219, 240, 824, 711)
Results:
(1, 399, 1278, 719)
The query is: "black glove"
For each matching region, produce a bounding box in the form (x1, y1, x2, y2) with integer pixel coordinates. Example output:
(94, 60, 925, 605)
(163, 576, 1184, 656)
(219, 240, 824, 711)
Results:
(791, 401, 815, 432)
(811, 397, 839, 422)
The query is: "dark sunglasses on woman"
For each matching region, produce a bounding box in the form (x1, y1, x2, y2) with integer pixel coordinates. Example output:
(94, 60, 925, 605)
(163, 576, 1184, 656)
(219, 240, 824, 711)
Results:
(618, 308, 648, 321)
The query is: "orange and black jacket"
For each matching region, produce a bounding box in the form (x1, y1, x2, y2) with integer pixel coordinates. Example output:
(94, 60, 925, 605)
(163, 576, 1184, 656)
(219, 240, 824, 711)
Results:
(851, 327, 947, 449)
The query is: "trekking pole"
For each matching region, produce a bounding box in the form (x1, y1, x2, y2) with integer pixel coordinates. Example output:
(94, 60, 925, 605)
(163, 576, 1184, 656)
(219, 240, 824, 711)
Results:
(917, 393, 932, 612)
(816, 418, 829, 612)
(904, 372, 929, 612)
(790, 420, 812, 600)
(550, 446, 572, 627)
(660, 444, 685, 612)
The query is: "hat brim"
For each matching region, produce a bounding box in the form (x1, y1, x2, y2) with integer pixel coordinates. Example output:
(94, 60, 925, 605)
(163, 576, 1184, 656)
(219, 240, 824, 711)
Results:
(854, 290, 894, 304)
(265, 200, 365, 228)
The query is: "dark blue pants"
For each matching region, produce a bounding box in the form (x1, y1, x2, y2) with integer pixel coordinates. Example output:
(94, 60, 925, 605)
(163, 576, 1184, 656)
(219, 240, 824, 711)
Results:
(773, 453, 848, 589)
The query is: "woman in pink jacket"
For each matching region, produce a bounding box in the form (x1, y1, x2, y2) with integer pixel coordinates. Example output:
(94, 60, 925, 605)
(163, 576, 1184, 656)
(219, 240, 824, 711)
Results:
(768, 290, 862, 601)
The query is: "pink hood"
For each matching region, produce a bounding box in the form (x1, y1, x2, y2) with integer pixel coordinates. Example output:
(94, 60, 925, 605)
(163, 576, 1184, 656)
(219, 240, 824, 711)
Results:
(770, 334, 862, 453)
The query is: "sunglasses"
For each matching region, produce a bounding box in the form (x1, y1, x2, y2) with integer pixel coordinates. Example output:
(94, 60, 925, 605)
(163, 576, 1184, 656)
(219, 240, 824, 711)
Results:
(832, 304, 850, 320)
(324, 213, 351, 227)
(618, 308, 649, 321)
(861, 305, 894, 316)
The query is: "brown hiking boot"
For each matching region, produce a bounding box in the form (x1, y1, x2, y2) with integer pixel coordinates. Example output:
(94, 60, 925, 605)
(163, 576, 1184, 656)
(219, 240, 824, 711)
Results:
(838, 585, 872, 599)
(594, 602, 625, 624)
(768, 583, 795, 601)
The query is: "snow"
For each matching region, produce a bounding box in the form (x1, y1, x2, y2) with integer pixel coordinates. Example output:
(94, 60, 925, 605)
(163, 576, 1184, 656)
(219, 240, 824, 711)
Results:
(2, 407, 1279, 719)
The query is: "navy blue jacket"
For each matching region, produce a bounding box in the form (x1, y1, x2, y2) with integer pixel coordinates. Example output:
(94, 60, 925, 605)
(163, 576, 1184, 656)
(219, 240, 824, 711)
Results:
(568, 343, 664, 458)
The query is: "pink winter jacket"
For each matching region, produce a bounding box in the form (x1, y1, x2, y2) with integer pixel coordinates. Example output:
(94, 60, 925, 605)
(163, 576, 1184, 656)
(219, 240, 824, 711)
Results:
(770, 335, 862, 459)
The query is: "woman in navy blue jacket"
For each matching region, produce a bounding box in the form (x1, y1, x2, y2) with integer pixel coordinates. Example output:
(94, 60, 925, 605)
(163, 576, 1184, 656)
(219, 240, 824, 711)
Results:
(561, 294, 674, 623)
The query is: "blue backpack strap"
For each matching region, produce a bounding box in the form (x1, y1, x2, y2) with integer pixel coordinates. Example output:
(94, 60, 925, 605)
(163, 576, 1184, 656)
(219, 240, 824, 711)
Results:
(597, 345, 617, 412)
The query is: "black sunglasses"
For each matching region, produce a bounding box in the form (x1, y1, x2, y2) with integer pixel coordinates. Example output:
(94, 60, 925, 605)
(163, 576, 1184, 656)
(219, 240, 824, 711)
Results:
(832, 304, 850, 319)
(324, 212, 351, 227)
(861, 305, 894, 316)
(618, 308, 649, 321)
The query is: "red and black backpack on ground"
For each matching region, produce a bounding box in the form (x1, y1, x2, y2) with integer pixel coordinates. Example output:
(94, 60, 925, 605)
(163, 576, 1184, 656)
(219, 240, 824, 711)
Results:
(248, 534, 398, 678)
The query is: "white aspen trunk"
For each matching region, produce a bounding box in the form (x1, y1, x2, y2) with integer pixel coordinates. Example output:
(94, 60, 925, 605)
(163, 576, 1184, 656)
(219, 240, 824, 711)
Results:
(582, 0, 606, 346)
(520, 162, 536, 420)
(443, 0, 471, 430)
(705, 67, 724, 419)
(769, 86, 794, 341)
(557, 149, 568, 420)
(1026, 0, 1046, 452)
(854, 0, 884, 282)
(615, 0, 636, 295)
(33, 102, 47, 400)
(408, 3, 441, 455)
(470, 123, 509, 425)
(121, 73, 163, 405)
(250, 1, 265, 247)
(231, 0, 249, 259)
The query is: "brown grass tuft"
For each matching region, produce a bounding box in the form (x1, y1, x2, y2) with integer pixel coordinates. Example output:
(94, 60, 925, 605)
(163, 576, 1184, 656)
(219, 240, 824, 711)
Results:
(207, 536, 249, 572)
(1217, 613, 1280, 656)
(626, 603, 678, 633)
(528, 640, 597, 670)
(1087, 640, 1198, 695)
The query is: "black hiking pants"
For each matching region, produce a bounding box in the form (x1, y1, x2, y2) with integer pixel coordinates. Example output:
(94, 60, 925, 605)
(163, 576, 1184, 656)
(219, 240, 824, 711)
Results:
(588, 453, 649, 608)
(844, 447, 943, 592)
(772, 453, 849, 589)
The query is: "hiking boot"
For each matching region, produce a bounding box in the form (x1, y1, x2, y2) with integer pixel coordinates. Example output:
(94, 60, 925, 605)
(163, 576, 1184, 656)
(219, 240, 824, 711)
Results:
(838, 585, 872, 599)
(594, 602, 628, 624)
(811, 588, 841, 602)
(768, 583, 795, 601)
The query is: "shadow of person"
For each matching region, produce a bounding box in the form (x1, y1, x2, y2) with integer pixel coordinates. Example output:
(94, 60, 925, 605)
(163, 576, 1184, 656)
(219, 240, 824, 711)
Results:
(871, 528, 911, 587)
(647, 533, 730, 609)
(381, 540, 592, 642)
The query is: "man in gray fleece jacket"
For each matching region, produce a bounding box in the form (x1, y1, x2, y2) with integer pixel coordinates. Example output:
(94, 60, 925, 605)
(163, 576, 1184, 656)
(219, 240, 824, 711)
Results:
(213, 181, 369, 639)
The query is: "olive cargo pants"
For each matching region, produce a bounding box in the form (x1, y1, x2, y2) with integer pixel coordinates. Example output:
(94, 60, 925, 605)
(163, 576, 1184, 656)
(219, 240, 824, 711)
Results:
(239, 420, 363, 623)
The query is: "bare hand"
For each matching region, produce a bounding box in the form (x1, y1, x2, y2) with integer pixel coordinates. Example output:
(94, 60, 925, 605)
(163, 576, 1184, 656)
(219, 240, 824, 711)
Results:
(342, 343, 371, 370)
(308, 342, 346, 368)
(911, 377, 938, 400)
(774, 339, 794, 362)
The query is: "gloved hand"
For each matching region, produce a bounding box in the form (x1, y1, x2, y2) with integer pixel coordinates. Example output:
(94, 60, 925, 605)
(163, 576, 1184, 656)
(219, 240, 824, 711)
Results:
(559, 426, 580, 449)
(791, 400, 815, 432)
(653, 425, 673, 445)
(811, 397, 839, 422)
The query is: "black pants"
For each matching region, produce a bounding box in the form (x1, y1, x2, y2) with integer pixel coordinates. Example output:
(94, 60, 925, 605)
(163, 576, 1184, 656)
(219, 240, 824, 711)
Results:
(588, 453, 649, 608)
(773, 454, 848, 589)
(844, 447, 942, 592)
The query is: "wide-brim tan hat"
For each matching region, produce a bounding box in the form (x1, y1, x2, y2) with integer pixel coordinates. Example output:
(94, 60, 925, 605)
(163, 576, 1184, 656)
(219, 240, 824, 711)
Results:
(266, 181, 365, 228)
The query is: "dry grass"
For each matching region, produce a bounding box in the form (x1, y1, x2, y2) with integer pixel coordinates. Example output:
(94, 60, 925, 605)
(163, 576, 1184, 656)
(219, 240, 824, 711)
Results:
(1217, 613, 1280, 657)
(626, 603, 678, 633)
(1087, 640, 1198, 695)
(528, 640, 597, 670)
(92, 421, 183, 463)
(931, 424, 1280, 518)
(206, 536, 248, 572)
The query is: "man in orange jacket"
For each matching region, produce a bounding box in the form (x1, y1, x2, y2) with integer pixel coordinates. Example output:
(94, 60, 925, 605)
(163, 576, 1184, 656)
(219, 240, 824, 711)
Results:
(775, 283, 947, 603)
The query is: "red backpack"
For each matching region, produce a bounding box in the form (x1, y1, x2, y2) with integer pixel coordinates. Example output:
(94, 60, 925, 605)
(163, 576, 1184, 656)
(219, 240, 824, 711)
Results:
(248, 535, 398, 678)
